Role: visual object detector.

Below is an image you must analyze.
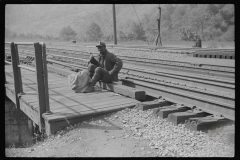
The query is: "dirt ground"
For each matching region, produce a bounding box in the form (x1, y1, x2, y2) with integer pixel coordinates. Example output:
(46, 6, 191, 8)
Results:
(5, 106, 235, 157)
(5, 110, 160, 157)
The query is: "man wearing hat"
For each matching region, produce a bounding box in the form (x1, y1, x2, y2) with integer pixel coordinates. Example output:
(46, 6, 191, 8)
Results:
(82, 41, 123, 93)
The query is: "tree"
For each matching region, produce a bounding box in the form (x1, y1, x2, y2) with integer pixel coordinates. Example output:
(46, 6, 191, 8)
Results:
(127, 32, 135, 41)
(188, 4, 210, 41)
(86, 22, 103, 41)
(118, 31, 127, 41)
(221, 25, 234, 41)
(59, 25, 77, 41)
(207, 4, 219, 16)
(131, 22, 147, 41)
(220, 4, 234, 25)
(179, 26, 196, 41)
(171, 4, 189, 29)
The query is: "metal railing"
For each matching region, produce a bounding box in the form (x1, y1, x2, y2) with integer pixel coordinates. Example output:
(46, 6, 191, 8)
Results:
(5, 42, 50, 131)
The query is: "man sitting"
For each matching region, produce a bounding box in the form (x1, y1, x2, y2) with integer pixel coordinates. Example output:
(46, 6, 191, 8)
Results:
(82, 42, 123, 93)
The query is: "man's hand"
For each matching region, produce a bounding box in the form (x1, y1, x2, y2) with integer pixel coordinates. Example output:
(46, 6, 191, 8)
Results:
(108, 70, 114, 76)
(89, 54, 94, 60)
(88, 54, 93, 64)
(89, 54, 99, 66)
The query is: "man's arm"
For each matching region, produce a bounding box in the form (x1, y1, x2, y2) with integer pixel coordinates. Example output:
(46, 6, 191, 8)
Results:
(108, 54, 123, 75)
(89, 54, 100, 66)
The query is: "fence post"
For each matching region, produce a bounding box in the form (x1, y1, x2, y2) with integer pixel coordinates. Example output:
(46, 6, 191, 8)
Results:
(41, 43, 50, 113)
(34, 42, 46, 131)
(10, 42, 23, 109)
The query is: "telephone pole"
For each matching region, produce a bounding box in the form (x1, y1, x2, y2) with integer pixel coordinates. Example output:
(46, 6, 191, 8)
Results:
(154, 5, 162, 46)
(157, 5, 162, 46)
(113, 4, 117, 45)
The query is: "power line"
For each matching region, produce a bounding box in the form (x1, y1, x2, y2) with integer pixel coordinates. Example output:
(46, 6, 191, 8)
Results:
(132, 4, 149, 45)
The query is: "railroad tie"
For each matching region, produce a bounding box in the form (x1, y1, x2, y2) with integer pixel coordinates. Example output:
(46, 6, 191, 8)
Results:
(152, 104, 190, 119)
(216, 54, 221, 59)
(167, 108, 211, 125)
(136, 98, 172, 111)
(185, 115, 233, 131)
(97, 81, 146, 100)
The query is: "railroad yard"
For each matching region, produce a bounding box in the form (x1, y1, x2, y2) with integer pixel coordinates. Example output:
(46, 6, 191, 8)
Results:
(5, 42, 235, 157)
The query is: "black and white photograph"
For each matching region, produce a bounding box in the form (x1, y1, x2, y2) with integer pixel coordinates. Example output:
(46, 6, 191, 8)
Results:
(5, 4, 235, 157)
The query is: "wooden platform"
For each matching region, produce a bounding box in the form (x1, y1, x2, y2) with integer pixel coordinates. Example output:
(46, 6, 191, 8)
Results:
(5, 64, 140, 135)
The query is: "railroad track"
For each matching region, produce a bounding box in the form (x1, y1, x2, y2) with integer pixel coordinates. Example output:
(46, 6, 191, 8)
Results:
(5, 48, 235, 94)
(5, 46, 235, 124)
(6, 46, 235, 81)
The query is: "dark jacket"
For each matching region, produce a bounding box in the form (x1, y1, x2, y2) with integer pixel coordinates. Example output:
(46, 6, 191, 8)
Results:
(89, 51, 123, 81)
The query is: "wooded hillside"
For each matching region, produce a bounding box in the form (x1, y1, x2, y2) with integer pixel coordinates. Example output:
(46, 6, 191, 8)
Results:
(5, 4, 234, 42)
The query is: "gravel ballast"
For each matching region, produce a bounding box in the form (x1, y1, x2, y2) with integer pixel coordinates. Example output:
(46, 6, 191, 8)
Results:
(119, 107, 234, 157)
(5, 106, 234, 157)
(47, 45, 190, 61)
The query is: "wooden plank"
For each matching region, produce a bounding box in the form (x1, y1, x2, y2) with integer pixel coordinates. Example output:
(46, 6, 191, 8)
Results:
(48, 96, 133, 110)
(5, 87, 16, 104)
(19, 99, 39, 125)
(46, 77, 67, 83)
(47, 82, 71, 89)
(43, 101, 138, 122)
(48, 87, 105, 95)
(48, 92, 123, 102)
(98, 81, 146, 100)
(47, 96, 129, 110)
(50, 99, 138, 114)
(22, 86, 37, 92)
(47, 65, 74, 77)
(20, 95, 38, 103)
(22, 101, 39, 112)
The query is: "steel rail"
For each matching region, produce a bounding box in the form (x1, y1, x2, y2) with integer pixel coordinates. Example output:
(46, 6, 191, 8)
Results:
(18, 64, 36, 72)
(5, 50, 85, 69)
(5, 49, 235, 95)
(124, 76, 234, 104)
(12, 47, 235, 72)
(10, 48, 234, 83)
(6, 48, 235, 82)
(121, 78, 234, 121)
(46, 43, 235, 52)
(45, 48, 235, 80)
(44, 57, 234, 100)
(5, 60, 12, 64)
(46, 44, 235, 56)
(45, 47, 235, 72)
(121, 66, 234, 94)
(123, 60, 235, 80)
(5, 42, 36, 45)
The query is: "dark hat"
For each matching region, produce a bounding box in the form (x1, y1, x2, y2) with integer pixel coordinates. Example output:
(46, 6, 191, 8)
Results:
(96, 41, 106, 48)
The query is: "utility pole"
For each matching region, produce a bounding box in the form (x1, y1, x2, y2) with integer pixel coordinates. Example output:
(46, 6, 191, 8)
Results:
(154, 5, 162, 46)
(113, 4, 117, 45)
(157, 5, 162, 46)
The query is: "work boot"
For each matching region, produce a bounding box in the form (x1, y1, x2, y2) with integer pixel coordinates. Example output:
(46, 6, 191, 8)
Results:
(82, 82, 94, 93)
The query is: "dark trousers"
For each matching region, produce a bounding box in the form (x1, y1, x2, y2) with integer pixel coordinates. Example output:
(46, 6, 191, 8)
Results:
(88, 64, 113, 86)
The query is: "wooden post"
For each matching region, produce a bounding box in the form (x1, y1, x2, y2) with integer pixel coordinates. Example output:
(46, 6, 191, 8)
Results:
(10, 42, 23, 109)
(41, 43, 50, 113)
(34, 42, 46, 131)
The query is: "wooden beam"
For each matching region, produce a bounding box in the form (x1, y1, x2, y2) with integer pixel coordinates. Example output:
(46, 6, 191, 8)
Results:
(34, 42, 46, 131)
(10, 42, 23, 109)
(97, 81, 146, 100)
(41, 43, 50, 113)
